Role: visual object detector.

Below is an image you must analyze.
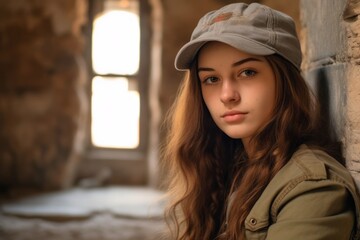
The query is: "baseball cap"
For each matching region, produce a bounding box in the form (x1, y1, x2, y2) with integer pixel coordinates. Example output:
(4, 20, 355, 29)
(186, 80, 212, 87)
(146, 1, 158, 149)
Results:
(174, 3, 302, 70)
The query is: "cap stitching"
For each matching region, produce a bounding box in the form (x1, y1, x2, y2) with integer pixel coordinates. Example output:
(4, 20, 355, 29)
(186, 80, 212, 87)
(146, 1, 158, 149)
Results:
(266, 7, 276, 46)
(273, 11, 278, 48)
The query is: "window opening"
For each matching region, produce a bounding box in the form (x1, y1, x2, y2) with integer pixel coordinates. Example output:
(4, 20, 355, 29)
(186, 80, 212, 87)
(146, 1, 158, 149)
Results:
(91, 0, 140, 149)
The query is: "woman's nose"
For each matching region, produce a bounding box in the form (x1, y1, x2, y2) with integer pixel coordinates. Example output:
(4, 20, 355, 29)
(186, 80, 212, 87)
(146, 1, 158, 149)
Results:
(220, 80, 240, 104)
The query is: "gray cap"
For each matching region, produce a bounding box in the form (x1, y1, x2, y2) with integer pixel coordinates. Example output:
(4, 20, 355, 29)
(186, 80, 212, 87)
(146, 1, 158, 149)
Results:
(175, 3, 302, 70)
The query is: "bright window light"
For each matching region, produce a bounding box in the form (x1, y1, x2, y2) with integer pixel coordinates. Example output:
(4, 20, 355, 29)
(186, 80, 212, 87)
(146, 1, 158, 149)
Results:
(91, 77, 140, 149)
(92, 9, 140, 75)
(91, 3, 141, 150)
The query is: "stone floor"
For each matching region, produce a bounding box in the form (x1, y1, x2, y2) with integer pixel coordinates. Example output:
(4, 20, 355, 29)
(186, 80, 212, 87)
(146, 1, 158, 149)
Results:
(0, 186, 168, 240)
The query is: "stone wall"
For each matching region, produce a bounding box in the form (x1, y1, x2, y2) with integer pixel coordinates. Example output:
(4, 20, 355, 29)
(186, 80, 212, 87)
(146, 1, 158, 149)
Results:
(301, 0, 360, 188)
(344, 0, 360, 187)
(0, 0, 88, 192)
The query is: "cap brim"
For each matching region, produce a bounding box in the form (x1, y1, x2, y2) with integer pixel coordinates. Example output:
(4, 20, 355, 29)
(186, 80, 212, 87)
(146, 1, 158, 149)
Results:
(175, 34, 276, 71)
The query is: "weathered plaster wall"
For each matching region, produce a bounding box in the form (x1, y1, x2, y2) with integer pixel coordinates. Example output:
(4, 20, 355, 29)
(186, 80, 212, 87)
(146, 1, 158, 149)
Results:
(0, 0, 88, 191)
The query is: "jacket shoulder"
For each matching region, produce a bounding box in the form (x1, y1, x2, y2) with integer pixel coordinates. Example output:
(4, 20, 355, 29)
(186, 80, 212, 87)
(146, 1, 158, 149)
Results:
(244, 145, 360, 239)
(291, 145, 354, 185)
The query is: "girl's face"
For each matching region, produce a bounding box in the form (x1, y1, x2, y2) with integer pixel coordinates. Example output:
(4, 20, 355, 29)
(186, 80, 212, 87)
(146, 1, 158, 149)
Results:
(197, 42, 276, 148)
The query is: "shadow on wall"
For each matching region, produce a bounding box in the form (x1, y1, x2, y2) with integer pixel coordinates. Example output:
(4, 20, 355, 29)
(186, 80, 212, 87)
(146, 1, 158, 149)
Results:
(305, 64, 346, 158)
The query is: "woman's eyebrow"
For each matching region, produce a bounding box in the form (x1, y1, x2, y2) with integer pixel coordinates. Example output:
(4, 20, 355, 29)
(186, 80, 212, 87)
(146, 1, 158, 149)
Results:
(198, 57, 263, 72)
(197, 67, 214, 72)
(232, 57, 262, 67)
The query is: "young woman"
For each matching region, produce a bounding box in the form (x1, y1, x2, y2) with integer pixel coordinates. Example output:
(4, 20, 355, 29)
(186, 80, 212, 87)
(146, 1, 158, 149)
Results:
(162, 3, 360, 240)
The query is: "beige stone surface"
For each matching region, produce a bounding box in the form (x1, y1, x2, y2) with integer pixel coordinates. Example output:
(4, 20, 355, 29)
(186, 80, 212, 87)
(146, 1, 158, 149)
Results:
(0, 186, 167, 240)
(0, 0, 88, 190)
(345, 65, 360, 187)
(0, 213, 165, 240)
(344, 0, 360, 189)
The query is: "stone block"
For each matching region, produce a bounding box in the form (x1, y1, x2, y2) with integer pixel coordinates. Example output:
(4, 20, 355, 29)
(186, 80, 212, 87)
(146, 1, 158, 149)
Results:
(301, 0, 347, 67)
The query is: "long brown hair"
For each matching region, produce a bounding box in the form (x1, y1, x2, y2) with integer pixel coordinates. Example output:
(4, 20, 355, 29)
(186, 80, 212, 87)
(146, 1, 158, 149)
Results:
(162, 54, 339, 239)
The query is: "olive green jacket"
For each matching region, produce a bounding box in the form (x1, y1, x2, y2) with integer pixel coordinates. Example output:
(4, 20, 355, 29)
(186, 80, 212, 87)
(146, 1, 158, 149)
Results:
(228, 145, 360, 239)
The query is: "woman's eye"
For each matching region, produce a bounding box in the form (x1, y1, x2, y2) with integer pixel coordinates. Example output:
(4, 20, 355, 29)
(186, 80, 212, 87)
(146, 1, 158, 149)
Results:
(203, 76, 219, 84)
(239, 69, 257, 77)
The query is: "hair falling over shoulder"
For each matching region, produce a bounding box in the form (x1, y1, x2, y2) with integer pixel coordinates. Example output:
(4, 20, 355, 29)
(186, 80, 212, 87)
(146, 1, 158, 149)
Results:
(161, 63, 234, 239)
(161, 54, 339, 240)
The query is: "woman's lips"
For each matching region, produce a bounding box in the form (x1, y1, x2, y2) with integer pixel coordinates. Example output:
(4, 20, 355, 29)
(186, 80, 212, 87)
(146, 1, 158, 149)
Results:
(221, 111, 248, 123)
